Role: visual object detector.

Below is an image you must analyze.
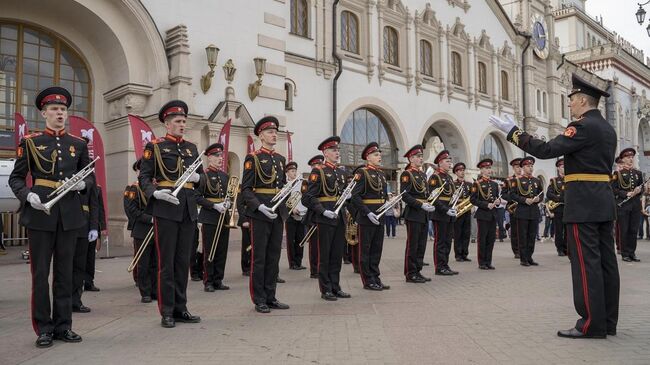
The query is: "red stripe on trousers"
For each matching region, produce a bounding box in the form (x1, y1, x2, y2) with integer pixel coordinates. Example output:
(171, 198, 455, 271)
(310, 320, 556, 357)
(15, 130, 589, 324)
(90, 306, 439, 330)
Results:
(27, 232, 38, 335)
(285, 223, 292, 267)
(248, 220, 255, 303)
(154, 218, 163, 315)
(404, 222, 410, 276)
(357, 225, 366, 285)
(572, 223, 592, 334)
(317, 224, 322, 292)
(433, 222, 439, 269)
(202, 225, 208, 284)
(476, 219, 481, 265)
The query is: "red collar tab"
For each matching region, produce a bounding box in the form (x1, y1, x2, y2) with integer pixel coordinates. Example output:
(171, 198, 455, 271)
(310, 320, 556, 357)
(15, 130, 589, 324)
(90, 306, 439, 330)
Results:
(407, 166, 420, 172)
(259, 147, 274, 154)
(366, 164, 381, 171)
(324, 161, 337, 169)
(437, 168, 447, 175)
(40, 94, 67, 108)
(207, 166, 219, 172)
(45, 127, 66, 137)
(480, 176, 490, 182)
(165, 134, 183, 143)
(162, 106, 186, 120)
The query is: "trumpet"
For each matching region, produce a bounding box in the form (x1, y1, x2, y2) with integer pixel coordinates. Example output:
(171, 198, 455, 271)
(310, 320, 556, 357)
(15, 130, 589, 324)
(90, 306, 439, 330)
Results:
(376, 191, 406, 219)
(208, 176, 239, 262)
(172, 154, 204, 197)
(270, 178, 303, 212)
(449, 185, 465, 210)
(43, 157, 100, 215)
(427, 181, 447, 203)
(299, 180, 355, 248)
(127, 226, 154, 273)
(455, 198, 473, 217)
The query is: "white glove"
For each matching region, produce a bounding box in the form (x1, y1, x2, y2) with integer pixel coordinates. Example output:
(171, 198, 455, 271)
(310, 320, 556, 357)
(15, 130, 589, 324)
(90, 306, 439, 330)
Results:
(292, 213, 303, 221)
(488, 114, 516, 133)
(323, 210, 338, 219)
(68, 179, 85, 191)
(88, 229, 98, 242)
(367, 212, 380, 225)
(421, 203, 436, 212)
(258, 204, 278, 220)
(223, 200, 231, 209)
(27, 192, 47, 211)
(153, 189, 180, 205)
(188, 172, 201, 183)
(213, 202, 227, 213)
(446, 209, 458, 217)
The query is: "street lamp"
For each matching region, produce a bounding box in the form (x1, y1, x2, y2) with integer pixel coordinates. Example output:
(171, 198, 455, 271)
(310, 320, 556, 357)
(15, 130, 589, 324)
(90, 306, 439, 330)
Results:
(636, 4, 646, 25)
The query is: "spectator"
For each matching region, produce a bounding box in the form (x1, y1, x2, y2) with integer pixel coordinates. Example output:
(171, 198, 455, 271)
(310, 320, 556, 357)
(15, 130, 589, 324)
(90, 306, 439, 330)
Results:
(385, 193, 398, 238)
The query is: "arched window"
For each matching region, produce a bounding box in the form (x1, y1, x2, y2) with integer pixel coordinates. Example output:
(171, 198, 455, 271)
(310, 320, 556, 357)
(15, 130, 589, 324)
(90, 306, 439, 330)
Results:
(383, 26, 398, 66)
(500, 71, 509, 101)
(290, 0, 309, 37)
(478, 61, 487, 94)
(536, 90, 541, 114)
(543, 92, 547, 115)
(561, 94, 566, 118)
(340, 108, 397, 170)
(451, 51, 462, 86)
(480, 134, 508, 178)
(341, 11, 359, 54)
(0, 22, 91, 131)
(419, 39, 433, 76)
(284, 82, 293, 111)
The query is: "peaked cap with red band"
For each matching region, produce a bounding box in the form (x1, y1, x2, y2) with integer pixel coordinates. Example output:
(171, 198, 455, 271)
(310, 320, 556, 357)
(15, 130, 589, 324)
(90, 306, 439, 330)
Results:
(158, 100, 188, 123)
(35, 86, 72, 110)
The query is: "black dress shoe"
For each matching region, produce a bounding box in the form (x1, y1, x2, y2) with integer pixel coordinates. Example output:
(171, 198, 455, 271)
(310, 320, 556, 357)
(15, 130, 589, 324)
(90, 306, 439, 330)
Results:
(174, 311, 201, 323)
(214, 282, 230, 290)
(435, 269, 454, 276)
(622, 256, 632, 262)
(310, 273, 319, 278)
(558, 252, 567, 257)
(72, 305, 91, 313)
(487, 265, 495, 270)
(514, 254, 520, 259)
(161, 316, 176, 328)
(631, 256, 641, 262)
(35, 333, 53, 348)
(379, 282, 390, 290)
(557, 327, 605, 339)
(455, 257, 464, 262)
(353, 268, 360, 274)
(520, 262, 530, 267)
(479, 265, 489, 270)
(417, 273, 432, 282)
(242, 271, 250, 277)
(363, 283, 383, 291)
(446, 268, 459, 275)
(141, 296, 152, 303)
(84, 283, 100, 292)
(276, 277, 286, 283)
(607, 330, 616, 336)
(289, 265, 300, 270)
(321, 292, 337, 301)
(422, 262, 430, 266)
(297, 265, 306, 270)
(53, 329, 82, 342)
(464, 257, 472, 262)
(528, 261, 539, 266)
(267, 300, 290, 309)
(255, 303, 271, 313)
(334, 290, 351, 298)
(406, 275, 426, 283)
(204, 284, 215, 292)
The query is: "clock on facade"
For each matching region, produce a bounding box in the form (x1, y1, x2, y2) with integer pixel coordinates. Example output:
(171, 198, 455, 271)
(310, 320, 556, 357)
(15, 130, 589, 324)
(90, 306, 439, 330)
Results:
(531, 14, 549, 59)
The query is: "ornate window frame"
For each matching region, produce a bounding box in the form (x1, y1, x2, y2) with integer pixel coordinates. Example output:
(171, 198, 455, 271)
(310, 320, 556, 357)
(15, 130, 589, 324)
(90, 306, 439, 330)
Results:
(446, 17, 470, 100)
(340, 10, 359, 54)
(337, 0, 374, 81)
(474, 30, 494, 107)
(377, 0, 412, 88)
(497, 41, 515, 109)
(289, 0, 311, 39)
(414, 3, 443, 95)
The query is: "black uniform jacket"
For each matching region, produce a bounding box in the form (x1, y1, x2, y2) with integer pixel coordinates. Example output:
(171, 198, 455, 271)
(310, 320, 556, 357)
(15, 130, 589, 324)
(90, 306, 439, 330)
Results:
(399, 167, 429, 224)
(124, 182, 153, 240)
(77, 182, 99, 238)
(428, 170, 456, 222)
(196, 167, 231, 225)
(546, 177, 565, 214)
(241, 147, 288, 223)
(470, 177, 499, 221)
(611, 168, 643, 212)
(302, 162, 346, 227)
(350, 165, 388, 226)
(508, 175, 544, 220)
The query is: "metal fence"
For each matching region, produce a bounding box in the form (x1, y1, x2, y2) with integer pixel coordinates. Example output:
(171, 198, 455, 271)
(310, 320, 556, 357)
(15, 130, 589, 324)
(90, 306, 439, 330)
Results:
(1, 212, 27, 247)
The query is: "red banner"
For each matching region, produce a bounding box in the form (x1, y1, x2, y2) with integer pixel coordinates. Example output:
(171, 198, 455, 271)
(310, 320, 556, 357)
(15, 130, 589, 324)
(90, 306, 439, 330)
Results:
(287, 130, 293, 162)
(247, 135, 255, 154)
(69, 116, 108, 231)
(217, 119, 232, 172)
(14, 113, 32, 187)
(127, 114, 155, 160)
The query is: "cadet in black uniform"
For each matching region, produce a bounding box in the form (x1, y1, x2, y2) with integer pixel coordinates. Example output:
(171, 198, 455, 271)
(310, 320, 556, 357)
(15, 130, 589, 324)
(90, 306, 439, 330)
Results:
(351, 142, 390, 290)
(237, 184, 251, 276)
(490, 73, 619, 338)
(196, 143, 232, 291)
(72, 180, 99, 313)
(400, 145, 435, 283)
(285, 161, 306, 270)
(428, 150, 459, 276)
(125, 160, 157, 302)
(123, 178, 138, 285)
(613, 157, 623, 254)
(508, 157, 543, 266)
(470, 159, 502, 270)
(612, 148, 643, 262)
(241, 116, 290, 313)
(9, 87, 94, 347)
(452, 162, 472, 262)
(305, 155, 324, 278)
(346, 165, 364, 274)
(546, 158, 567, 256)
(139, 100, 203, 328)
(84, 185, 104, 292)
(503, 158, 523, 258)
(302, 136, 351, 300)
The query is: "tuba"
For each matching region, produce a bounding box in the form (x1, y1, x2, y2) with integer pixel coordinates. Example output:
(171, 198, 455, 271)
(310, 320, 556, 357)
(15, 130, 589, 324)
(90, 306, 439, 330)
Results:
(345, 211, 358, 245)
(546, 200, 563, 212)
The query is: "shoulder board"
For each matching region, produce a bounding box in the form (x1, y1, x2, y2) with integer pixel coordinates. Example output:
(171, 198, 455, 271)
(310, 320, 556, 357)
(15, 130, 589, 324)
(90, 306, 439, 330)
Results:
(69, 134, 85, 142)
(24, 132, 42, 139)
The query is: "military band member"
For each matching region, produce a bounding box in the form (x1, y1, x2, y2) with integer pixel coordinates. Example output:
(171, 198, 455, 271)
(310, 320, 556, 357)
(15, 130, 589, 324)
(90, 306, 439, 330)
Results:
(346, 165, 365, 274)
(302, 137, 351, 300)
(400, 145, 435, 283)
(9, 87, 94, 347)
(72, 178, 99, 313)
(241, 116, 290, 313)
(124, 160, 157, 302)
(470, 159, 502, 270)
(236, 185, 251, 276)
(305, 154, 324, 278)
(196, 143, 232, 291)
(503, 158, 523, 258)
(85, 184, 104, 292)
(509, 157, 543, 266)
(139, 100, 203, 328)
(612, 148, 643, 262)
(351, 142, 391, 290)
(285, 161, 307, 270)
(452, 162, 472, 262)
(546, 158, 567, 256)
(614, 156, 623, 254)
(489, 74, 619, 338)
(124, 179, 138, 284)
(428, 150, 459, 276)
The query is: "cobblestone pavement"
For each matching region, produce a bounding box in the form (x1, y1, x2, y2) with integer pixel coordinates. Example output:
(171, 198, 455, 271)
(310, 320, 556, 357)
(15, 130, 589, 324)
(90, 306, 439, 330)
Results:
(1, 229, 649, 365)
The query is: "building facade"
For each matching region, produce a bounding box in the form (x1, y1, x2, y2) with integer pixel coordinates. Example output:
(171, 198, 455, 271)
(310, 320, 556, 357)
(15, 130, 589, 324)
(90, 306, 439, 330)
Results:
(1, 0, 575, 246)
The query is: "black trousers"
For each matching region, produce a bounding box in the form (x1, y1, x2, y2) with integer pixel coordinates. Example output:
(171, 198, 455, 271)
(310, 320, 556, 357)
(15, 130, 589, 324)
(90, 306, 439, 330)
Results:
(432, 220, 453, 270)
(285, 220, 305, 268)
(453, 214, 471, 259)
(153, 216, 195, 317)
(516, 218, 537, 264)
(315, 223, 345, 293)
(241, 226, 251, 274)
(566, 222, 619, 336)
(202, 223, 230, 285)
(72, 236, 88, 308)
(85, 239, 97, 284)
(404, 221, 427, 277)
(617, 209, 640, 258)
(476, 219, 496, 266)
(249, 217, 283, 305)
(27, 224, 76, 335)
(510, 217, 520, 255)
(131, 238, 138, 284)
(308, 226, 318, 276)
(190, 226, 203, 279)
(553, 210, 567, 254)
(357, 224, 384, 286)
(135, 237, 157, 298)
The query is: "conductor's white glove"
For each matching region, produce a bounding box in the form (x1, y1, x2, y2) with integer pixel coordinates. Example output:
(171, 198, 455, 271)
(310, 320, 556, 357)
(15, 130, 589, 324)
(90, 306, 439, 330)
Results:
(153, 189, 180, 205)
(488, 114, 516, 133)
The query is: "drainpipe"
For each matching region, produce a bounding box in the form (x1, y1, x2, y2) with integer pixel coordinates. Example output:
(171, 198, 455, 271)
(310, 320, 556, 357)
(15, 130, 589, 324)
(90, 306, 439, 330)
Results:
(519, 33, 532, 136)
(332, 0, 342, 136)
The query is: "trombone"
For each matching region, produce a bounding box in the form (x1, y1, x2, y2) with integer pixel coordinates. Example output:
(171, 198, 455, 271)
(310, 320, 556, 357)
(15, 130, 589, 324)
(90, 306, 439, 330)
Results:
(270, 178, 303, 212)
(172, 154, 204, 197)
(375, 190, 406, 219)
(43, 156, 100, 215)
(299, 180, 356, 248)
(208, 176, 239, 262)
(127, 227, 154, 273)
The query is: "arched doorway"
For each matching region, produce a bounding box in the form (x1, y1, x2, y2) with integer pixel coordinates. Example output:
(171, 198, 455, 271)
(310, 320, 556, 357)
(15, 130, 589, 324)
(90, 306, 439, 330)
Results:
(638, 118, 650, 174)
(479, 133, 508, 178)
(420, 119, 469, 167)
(340, 107, 398, 190)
